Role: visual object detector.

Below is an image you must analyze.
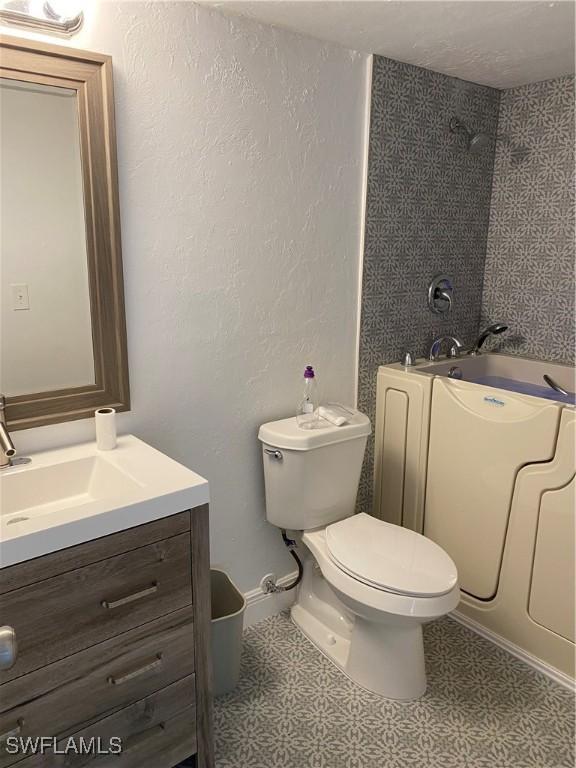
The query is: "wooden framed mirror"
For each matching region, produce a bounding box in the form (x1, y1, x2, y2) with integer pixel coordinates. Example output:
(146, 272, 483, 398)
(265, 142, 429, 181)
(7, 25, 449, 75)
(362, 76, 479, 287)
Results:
(0, 35, 129, 430)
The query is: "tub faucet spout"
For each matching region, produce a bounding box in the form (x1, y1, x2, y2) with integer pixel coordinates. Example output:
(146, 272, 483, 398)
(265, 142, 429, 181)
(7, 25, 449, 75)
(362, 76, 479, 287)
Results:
(0, 395, 16, 470)
(429, 336, 464, 361)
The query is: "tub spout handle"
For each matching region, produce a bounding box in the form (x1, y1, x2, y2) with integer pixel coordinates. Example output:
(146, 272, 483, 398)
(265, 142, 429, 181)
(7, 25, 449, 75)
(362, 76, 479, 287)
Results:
(543, 375, 570, 397)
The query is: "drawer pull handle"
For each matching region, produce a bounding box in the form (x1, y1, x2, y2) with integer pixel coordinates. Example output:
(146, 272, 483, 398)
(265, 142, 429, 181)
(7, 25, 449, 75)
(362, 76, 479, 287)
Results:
(120, 722, 165, 754)
(101, 582, 158, 610)
(107, 654, 163, 686)
(0, 719, 23, 744)
(0, 626, 17, 671)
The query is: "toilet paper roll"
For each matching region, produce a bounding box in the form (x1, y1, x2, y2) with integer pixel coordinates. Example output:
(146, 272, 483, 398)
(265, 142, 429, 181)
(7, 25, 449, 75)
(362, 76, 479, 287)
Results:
(95, 407, 117, 451)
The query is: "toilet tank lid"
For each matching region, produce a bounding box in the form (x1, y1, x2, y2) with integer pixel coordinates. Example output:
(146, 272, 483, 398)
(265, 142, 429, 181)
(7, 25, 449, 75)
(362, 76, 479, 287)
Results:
(258, 411, 371, 450)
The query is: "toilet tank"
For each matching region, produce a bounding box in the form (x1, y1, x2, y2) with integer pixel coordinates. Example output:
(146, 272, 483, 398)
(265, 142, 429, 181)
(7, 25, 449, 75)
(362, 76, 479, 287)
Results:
(258, 411, 371, 530)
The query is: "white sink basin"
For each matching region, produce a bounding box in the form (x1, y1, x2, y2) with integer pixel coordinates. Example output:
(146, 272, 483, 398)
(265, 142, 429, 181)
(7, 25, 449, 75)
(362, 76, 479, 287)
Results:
(0, 435, 209, 568)
(2, 456, 144, 522)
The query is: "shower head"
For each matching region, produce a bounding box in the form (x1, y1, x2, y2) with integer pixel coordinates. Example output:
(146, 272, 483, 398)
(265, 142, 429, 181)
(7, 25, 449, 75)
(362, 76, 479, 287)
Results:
(449, 117, 492, 154)
(471, 323, 509, 354)
(484, 323, 508, 335)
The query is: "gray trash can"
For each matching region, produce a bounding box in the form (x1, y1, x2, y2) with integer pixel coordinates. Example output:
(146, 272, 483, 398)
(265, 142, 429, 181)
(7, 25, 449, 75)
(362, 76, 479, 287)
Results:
(211, 569, 246, 696)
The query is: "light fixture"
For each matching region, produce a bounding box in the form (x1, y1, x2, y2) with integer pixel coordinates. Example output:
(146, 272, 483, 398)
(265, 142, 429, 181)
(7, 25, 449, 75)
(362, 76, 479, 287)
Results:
(0, 0, 83, 35)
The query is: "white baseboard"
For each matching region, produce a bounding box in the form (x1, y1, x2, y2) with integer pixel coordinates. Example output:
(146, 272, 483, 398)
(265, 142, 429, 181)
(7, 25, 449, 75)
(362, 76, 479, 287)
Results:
(451, 610, 575, 692)
(244, 571, 299, 628)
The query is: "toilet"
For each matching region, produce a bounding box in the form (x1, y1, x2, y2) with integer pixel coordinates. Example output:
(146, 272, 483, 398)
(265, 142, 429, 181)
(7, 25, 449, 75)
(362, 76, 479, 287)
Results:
(258, 410, 459, 700)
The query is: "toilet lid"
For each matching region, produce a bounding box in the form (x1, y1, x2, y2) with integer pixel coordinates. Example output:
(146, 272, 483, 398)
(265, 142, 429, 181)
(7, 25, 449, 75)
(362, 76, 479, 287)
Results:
(325, 513, 458, 597)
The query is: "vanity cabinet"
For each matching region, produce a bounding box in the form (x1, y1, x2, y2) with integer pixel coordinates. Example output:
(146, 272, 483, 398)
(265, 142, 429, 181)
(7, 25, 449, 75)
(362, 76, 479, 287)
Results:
(0, 507, 214, 768)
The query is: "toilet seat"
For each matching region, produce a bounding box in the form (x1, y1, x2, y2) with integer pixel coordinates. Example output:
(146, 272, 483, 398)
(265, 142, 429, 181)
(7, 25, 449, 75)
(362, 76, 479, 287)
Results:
(303, 525, 460, 621)
(325, 513, 458, 598)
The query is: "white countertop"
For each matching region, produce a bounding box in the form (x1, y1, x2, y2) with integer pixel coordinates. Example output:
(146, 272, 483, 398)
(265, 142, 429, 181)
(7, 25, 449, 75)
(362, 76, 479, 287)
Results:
(0, 435, 209, 568)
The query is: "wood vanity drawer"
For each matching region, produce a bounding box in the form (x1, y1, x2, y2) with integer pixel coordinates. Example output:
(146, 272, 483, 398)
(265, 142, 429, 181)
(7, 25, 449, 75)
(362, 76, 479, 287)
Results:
(0, 608, 195, 768)
(9, 676, 197, 768)
(0, 534, 192, 683)
(0, 513, 191, 595)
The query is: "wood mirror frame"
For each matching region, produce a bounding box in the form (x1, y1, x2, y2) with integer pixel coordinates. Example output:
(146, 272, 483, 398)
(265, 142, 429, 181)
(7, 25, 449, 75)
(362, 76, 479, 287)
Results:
(1, 35, 129, 430)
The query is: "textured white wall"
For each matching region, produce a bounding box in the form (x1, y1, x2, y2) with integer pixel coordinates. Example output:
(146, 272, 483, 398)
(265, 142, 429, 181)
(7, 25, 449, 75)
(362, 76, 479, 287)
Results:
(10, 2, 368, 591)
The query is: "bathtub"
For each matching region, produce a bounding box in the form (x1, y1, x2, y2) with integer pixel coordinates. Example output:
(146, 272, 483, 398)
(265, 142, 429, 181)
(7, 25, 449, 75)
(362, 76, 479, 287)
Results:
(373, 353, 575, 683)
(420, 353, 575, 404)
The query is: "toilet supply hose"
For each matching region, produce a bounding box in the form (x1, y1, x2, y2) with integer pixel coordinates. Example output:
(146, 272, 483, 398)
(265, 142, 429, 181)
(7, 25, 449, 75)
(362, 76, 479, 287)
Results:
(262, 530, 304, 593)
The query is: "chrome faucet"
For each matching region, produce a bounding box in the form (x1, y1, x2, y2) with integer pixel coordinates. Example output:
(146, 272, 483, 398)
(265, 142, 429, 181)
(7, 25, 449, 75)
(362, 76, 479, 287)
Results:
(429, 335, 464, 361)
(469, 323, 508, 355)
(0, 395, 17, 469)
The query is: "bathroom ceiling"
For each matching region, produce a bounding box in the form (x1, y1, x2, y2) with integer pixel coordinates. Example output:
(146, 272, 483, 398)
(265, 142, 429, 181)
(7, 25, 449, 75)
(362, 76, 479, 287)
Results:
(206, 1, 576, 89)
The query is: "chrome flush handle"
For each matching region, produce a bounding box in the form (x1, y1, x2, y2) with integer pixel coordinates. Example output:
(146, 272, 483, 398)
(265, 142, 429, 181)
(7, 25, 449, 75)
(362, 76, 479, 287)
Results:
(264, 449, 283, 461)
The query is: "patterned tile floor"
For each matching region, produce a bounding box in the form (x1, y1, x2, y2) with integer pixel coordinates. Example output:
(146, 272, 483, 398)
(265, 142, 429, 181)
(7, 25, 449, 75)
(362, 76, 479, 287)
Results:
(213, 612, 575, 768)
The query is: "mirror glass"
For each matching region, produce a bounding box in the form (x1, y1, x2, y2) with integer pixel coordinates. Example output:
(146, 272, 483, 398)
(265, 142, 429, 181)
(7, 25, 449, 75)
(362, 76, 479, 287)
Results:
(0, 77, 94, 397)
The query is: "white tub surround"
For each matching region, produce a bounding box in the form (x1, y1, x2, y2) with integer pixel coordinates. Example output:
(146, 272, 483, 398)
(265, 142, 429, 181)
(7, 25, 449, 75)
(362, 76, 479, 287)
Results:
(373, 353, 575, 680)
(0, 435, 209, 567)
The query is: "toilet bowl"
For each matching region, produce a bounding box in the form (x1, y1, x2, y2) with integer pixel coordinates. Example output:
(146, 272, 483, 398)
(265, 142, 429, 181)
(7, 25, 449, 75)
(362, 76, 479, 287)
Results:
(295, 514, 459, 699)
(258, 410, 459, 700)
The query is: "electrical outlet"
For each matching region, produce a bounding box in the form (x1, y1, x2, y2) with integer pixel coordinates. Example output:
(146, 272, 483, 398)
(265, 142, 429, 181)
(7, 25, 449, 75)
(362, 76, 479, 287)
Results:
(10, 283, 30, 311)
